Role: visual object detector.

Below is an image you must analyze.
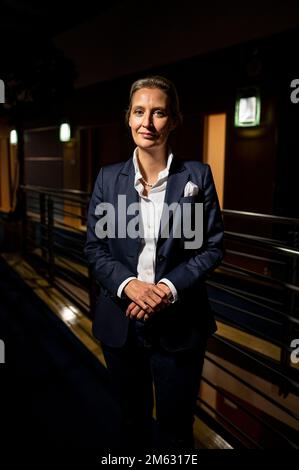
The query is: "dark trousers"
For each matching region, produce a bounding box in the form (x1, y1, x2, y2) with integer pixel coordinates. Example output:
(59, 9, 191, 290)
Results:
(101, 319, 206, 451)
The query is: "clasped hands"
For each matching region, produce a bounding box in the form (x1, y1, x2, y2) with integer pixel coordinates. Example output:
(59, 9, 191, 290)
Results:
(124, 279, 172, 321)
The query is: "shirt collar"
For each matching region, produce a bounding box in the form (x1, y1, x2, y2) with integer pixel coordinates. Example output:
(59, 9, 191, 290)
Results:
(132, 147, 173, 184)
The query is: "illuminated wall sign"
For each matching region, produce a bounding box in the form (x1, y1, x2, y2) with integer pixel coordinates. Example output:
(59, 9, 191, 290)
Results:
(235, 89, 261, 127)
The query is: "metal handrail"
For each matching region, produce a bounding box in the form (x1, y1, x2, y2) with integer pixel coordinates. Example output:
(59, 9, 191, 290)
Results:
(21, 184, 90, 197)
(220, 261, 299, 292)
(17, 185, 299, 448)
(225, 231, 299, 257)
(198, 377, 298, 448)
(222, 209, 299, 226)
(21, 185, 89, 204)
(207, 339, 299, 410)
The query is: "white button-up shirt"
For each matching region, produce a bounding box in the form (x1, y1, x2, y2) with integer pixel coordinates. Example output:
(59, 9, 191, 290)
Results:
(117, 148, 178, 302)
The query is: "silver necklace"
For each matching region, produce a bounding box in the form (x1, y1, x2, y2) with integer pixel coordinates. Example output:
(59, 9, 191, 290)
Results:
(141, 177, 155, 188)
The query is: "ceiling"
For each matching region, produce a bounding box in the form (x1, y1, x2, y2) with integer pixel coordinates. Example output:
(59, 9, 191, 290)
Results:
(53, 0, 299, 88)
(0, 0, 121, 70)
(0, 0, 120, 36)
(2, 0, 299, 88)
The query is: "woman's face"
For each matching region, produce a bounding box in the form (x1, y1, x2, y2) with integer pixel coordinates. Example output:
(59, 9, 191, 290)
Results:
(129, 87, 175, 151)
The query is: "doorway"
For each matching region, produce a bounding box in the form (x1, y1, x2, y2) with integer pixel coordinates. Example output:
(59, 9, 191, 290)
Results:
(203, 113, 226, 208)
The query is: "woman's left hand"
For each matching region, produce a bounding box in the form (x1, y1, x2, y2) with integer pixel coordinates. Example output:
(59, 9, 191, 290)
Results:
(126, 283, 172, 320)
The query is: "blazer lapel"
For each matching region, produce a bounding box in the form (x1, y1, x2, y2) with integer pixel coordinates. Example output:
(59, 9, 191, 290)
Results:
(119, 156, 191, 254)
(157, 158, 190, 247)
(119, 157, 139, 205)
(118, 157, 141, 257)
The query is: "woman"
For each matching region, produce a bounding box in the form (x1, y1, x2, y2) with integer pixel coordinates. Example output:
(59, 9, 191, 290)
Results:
(85, 76, 224, 450)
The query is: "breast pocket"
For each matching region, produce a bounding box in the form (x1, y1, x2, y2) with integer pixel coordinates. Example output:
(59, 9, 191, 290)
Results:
(179, 192, 203, 204)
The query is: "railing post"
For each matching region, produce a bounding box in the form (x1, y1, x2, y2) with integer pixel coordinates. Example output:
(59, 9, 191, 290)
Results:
(21, 187, 27, 254)
(39, 193, 47, 260)
(88, 266, 97, 319)
(279, 227, 299, 397)
(47, 197, 55, 285)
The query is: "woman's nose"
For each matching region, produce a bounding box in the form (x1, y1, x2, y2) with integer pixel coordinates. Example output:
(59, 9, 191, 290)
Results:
(142, 113, 154, 128)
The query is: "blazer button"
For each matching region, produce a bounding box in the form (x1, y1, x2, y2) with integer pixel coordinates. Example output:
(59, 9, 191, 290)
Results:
(157, 254, 166, 262)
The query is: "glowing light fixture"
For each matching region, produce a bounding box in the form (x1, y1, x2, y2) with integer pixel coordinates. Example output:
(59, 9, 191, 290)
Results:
(10, 129, 18, 145)
(59, 122, 71, 142)
(235, 89, 261, 127)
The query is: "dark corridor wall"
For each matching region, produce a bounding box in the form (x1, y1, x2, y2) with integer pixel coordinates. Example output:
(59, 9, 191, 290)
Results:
(23, 27, 299, 218)
(24, 128, 63, 189)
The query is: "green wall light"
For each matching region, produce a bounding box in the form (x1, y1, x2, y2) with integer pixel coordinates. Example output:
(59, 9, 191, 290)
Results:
(59, 122, 71, 142)
(10, 129, 18, 145)
(235, 89, 261, 127)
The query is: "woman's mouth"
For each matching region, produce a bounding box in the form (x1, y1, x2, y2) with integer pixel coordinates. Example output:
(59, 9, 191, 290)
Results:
(139, 132, 156, 138)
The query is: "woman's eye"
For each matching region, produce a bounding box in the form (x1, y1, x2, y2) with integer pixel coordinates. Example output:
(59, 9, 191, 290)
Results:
(154, 110, 165, 117)
(134, 109, 144, 116)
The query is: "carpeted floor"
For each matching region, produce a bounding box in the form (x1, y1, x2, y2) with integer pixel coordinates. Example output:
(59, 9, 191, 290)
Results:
(0, 256, 122, 456)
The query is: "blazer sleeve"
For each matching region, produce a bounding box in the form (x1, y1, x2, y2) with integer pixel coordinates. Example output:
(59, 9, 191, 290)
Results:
(162, 164, 224, 294)
(84, 167, 137, 296)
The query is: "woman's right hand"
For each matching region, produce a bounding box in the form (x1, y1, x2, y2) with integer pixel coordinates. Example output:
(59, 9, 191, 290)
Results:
(123, 279, 170, 314)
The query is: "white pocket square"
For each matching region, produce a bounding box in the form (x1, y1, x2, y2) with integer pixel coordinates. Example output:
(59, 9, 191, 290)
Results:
(184, 181, 199, 197)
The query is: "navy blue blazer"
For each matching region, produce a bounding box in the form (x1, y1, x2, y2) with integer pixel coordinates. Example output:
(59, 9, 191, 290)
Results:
(84, 156, 224, 352)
